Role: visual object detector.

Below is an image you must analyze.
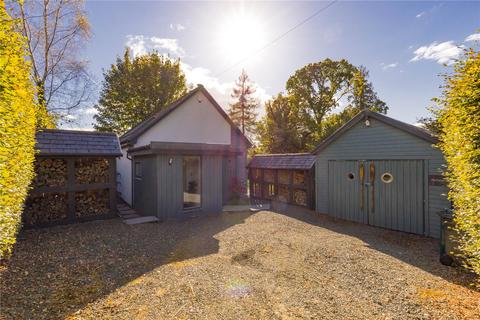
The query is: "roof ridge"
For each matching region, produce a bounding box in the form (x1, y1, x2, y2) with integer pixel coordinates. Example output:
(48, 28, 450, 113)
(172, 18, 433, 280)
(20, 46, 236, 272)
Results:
(37, 128, 117, 136)
(253, 153, 313, 157)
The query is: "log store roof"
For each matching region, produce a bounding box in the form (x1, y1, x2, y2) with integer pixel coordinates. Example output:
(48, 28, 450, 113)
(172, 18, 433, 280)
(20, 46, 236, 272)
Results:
(35, 129, 122, 157)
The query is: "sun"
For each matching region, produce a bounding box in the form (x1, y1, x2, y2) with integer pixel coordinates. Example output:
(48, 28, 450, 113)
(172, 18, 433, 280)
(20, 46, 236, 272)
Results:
(217, 11, 267, 64)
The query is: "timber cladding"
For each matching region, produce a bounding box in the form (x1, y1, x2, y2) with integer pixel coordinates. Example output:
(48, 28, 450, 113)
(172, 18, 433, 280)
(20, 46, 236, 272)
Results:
(24, 129, 122, 228)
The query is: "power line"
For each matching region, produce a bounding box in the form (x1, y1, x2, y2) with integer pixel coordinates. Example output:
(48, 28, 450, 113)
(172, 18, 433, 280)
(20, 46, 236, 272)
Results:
(214, 0, 338, 77)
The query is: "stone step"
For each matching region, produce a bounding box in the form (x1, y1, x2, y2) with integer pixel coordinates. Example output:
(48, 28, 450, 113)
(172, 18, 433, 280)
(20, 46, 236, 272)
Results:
(124, 216, 159, 225)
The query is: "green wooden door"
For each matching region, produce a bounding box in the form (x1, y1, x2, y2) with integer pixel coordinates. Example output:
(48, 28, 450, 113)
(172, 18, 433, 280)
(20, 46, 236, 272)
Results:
(328, 160, 424, 235)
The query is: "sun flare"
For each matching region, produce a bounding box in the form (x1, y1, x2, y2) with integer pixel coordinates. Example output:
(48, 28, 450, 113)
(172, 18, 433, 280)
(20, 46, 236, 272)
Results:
(217, 12, 267, 63)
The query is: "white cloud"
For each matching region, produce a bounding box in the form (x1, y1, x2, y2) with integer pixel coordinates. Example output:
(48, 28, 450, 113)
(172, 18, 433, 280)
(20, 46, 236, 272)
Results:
(180, 62, 271, 114)
(411, 41, 464, 65)
(381, 62, 398, 71)
(82, 107, 97, 115)
(416, 11, 425, 18)
(125, 35, 185, 57)
(465, 33, 480, 42)
(169, 23, 186, 32)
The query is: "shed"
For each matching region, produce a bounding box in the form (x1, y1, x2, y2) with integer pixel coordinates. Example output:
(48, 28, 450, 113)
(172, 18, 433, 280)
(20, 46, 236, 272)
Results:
(117, 84, 251, 220)
(313, 110, 449, 238)
(24, 129, 122, 227)
(247, 154, 316, 209)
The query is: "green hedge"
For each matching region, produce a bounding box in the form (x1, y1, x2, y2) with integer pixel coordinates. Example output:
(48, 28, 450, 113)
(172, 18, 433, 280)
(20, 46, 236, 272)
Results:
(0, 4, 37, 259)
(437, 49, 480, 278)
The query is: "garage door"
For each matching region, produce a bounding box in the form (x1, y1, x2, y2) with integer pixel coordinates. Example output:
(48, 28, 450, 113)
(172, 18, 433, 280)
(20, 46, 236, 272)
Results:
(328, 160, 424, 234)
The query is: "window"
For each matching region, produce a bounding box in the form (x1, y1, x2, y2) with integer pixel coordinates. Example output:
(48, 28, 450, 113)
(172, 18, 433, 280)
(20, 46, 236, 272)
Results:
(381, 172, 394, 184)
(347, 172, 355, 180)
(183, 156, 201, 209)
(135, 162, 142, 178)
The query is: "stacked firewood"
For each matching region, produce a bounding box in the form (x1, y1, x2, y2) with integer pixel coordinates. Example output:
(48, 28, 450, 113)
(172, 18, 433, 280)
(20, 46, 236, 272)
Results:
(293, 171, 305, 185)
(75, 158, 109, 184)
(23, 193, 68, 225)
(32, 158, 67, 188)
(278, 171, 290, 184)
(75, 189, 109, 217)
(293, 189, 307, 206)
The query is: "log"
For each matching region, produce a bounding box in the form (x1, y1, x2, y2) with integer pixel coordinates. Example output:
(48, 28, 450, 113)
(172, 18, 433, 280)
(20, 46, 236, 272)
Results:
(24, 192, 68, 225)
(75, 189, 110, 217)
(75, 158, 109, 184)
(32, 158, 67, 188)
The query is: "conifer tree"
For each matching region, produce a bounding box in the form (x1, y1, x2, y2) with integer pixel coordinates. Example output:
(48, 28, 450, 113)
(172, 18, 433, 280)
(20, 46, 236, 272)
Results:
(228, 70, 258, 136)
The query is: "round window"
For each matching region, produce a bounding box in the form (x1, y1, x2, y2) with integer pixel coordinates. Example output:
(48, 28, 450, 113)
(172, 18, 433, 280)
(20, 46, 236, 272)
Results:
(381, 173, 394, 184)
(347, 172, 355, 180)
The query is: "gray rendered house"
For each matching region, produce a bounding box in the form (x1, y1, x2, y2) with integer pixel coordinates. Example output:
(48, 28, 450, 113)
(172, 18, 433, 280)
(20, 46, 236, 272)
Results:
(313, 110, 449, 238)
(117, 85, 251, 219)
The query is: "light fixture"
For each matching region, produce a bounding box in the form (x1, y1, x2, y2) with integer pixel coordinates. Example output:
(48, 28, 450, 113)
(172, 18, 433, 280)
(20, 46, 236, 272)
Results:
(365, 119, 371, 127)
(168, 158, 173, 165)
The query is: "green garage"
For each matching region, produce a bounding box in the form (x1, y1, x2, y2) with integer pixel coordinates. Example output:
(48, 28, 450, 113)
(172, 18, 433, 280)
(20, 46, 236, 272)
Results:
(313, 110, 449, 238)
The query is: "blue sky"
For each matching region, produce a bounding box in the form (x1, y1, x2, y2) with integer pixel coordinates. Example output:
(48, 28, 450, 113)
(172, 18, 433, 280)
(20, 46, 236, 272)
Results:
(69, 1, 480, 129)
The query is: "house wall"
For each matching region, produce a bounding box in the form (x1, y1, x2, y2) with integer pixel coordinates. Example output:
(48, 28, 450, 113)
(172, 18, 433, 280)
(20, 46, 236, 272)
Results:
(117, 148, 132, 205)
(136, 91, 231, 146)
(152, 153, 223, 220)
(315, 118, 449, 238)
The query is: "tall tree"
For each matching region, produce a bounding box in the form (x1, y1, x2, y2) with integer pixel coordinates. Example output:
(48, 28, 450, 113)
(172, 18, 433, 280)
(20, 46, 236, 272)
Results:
(94, 48, 187, 135)
(436, 48, 480, 277)
(228, 70, 258, 136)
(8, 0, 92, 122)
(285, 59, 386, 149)
(256, 94, 306, 153)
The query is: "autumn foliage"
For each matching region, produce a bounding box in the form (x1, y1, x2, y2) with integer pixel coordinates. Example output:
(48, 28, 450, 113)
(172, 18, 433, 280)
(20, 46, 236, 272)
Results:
(436, 48, 480, 278)
(0, 3, 37, 258)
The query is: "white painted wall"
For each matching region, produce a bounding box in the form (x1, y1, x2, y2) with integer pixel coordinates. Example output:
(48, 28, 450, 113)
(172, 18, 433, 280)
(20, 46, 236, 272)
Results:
(117, 148, 132, 205)
(136, 91, 231, 146)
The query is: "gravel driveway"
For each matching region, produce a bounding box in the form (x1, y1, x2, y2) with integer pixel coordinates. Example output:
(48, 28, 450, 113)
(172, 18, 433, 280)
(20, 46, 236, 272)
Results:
(1, 207, 478, 319)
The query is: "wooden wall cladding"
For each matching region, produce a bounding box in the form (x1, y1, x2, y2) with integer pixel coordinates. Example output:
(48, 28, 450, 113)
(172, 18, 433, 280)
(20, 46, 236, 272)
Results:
(278, 171, 290, 184)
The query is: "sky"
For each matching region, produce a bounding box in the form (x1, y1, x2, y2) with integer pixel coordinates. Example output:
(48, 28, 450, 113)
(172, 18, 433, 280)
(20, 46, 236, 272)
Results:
(67, 1, 480, 129)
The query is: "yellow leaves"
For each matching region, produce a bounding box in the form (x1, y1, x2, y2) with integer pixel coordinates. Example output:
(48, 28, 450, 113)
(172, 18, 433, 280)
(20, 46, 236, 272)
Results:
(0, 2, 37, 259)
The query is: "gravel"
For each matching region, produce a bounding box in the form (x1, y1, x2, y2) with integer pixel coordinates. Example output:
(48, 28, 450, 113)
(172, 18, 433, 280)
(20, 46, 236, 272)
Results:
(1, 207, 478, 319)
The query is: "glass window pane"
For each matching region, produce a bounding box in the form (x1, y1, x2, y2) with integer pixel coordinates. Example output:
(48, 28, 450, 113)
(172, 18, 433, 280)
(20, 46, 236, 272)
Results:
(183, 156, 201, 209)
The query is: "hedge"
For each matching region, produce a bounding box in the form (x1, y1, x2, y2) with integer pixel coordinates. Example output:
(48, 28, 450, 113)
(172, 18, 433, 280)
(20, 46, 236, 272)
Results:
(0, 3, 37, 259)
(437, 48, 480, 278)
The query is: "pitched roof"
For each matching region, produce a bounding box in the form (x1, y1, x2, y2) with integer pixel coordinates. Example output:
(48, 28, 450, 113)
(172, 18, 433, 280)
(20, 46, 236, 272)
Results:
(313, 109, 438, 154)
(35, 129, 122, 157)
(120, 85, 252, 147)
(247, 153, 316, 170)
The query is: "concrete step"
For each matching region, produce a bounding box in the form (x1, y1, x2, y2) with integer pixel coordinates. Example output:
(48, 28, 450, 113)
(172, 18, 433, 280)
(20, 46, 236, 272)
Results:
(124, 216, 159, 225)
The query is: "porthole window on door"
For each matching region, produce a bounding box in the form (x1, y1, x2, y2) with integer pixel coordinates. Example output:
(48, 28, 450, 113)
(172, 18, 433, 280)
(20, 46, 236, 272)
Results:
(347, 172, 355, 180)
(381, 172, 394, 183)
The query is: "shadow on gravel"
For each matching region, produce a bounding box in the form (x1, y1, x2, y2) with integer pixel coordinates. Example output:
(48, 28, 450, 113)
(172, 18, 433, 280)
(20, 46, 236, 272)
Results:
(271, 201, 478, 290)
(0, 211, 253, 320)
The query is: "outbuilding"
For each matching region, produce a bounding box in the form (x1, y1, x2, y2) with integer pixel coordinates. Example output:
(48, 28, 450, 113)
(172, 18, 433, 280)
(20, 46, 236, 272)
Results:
(313, 110, 449, 238)
(24, 129, 121, 227)
(117, 85, 251, 219)
(247, 154, 316, 209)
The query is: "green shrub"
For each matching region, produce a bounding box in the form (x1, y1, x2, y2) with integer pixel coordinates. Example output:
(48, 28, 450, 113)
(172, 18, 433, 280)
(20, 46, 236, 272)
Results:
(437, 48, 480, 277)
(0, 3, 37, 259)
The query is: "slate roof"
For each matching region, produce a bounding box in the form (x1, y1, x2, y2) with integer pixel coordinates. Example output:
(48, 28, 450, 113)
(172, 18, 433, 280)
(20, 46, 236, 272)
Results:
(35, 129, 122, 157)
(313, 109, 438, 154)
(120, 84, 252, 147)
(247, 154, 316, 170)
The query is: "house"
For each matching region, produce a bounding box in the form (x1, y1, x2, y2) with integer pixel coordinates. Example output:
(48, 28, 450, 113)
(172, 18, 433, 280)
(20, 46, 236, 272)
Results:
(247, 154, 316, 209)
(117, 84, 251, 219)
(312, 109, 449, 238)
(25, 129, 121, 227)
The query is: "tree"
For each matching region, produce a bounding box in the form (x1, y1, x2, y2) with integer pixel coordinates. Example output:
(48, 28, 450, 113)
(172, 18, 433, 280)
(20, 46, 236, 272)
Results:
(286, 59, 386, 149)
(256, 94, 306, 153)
(228, 70, 258, 136)
(8, 0, 92, 122)
(94, 48, 187, 135)
(436, 48, 480, 277)
(0, 3, 52, 258)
